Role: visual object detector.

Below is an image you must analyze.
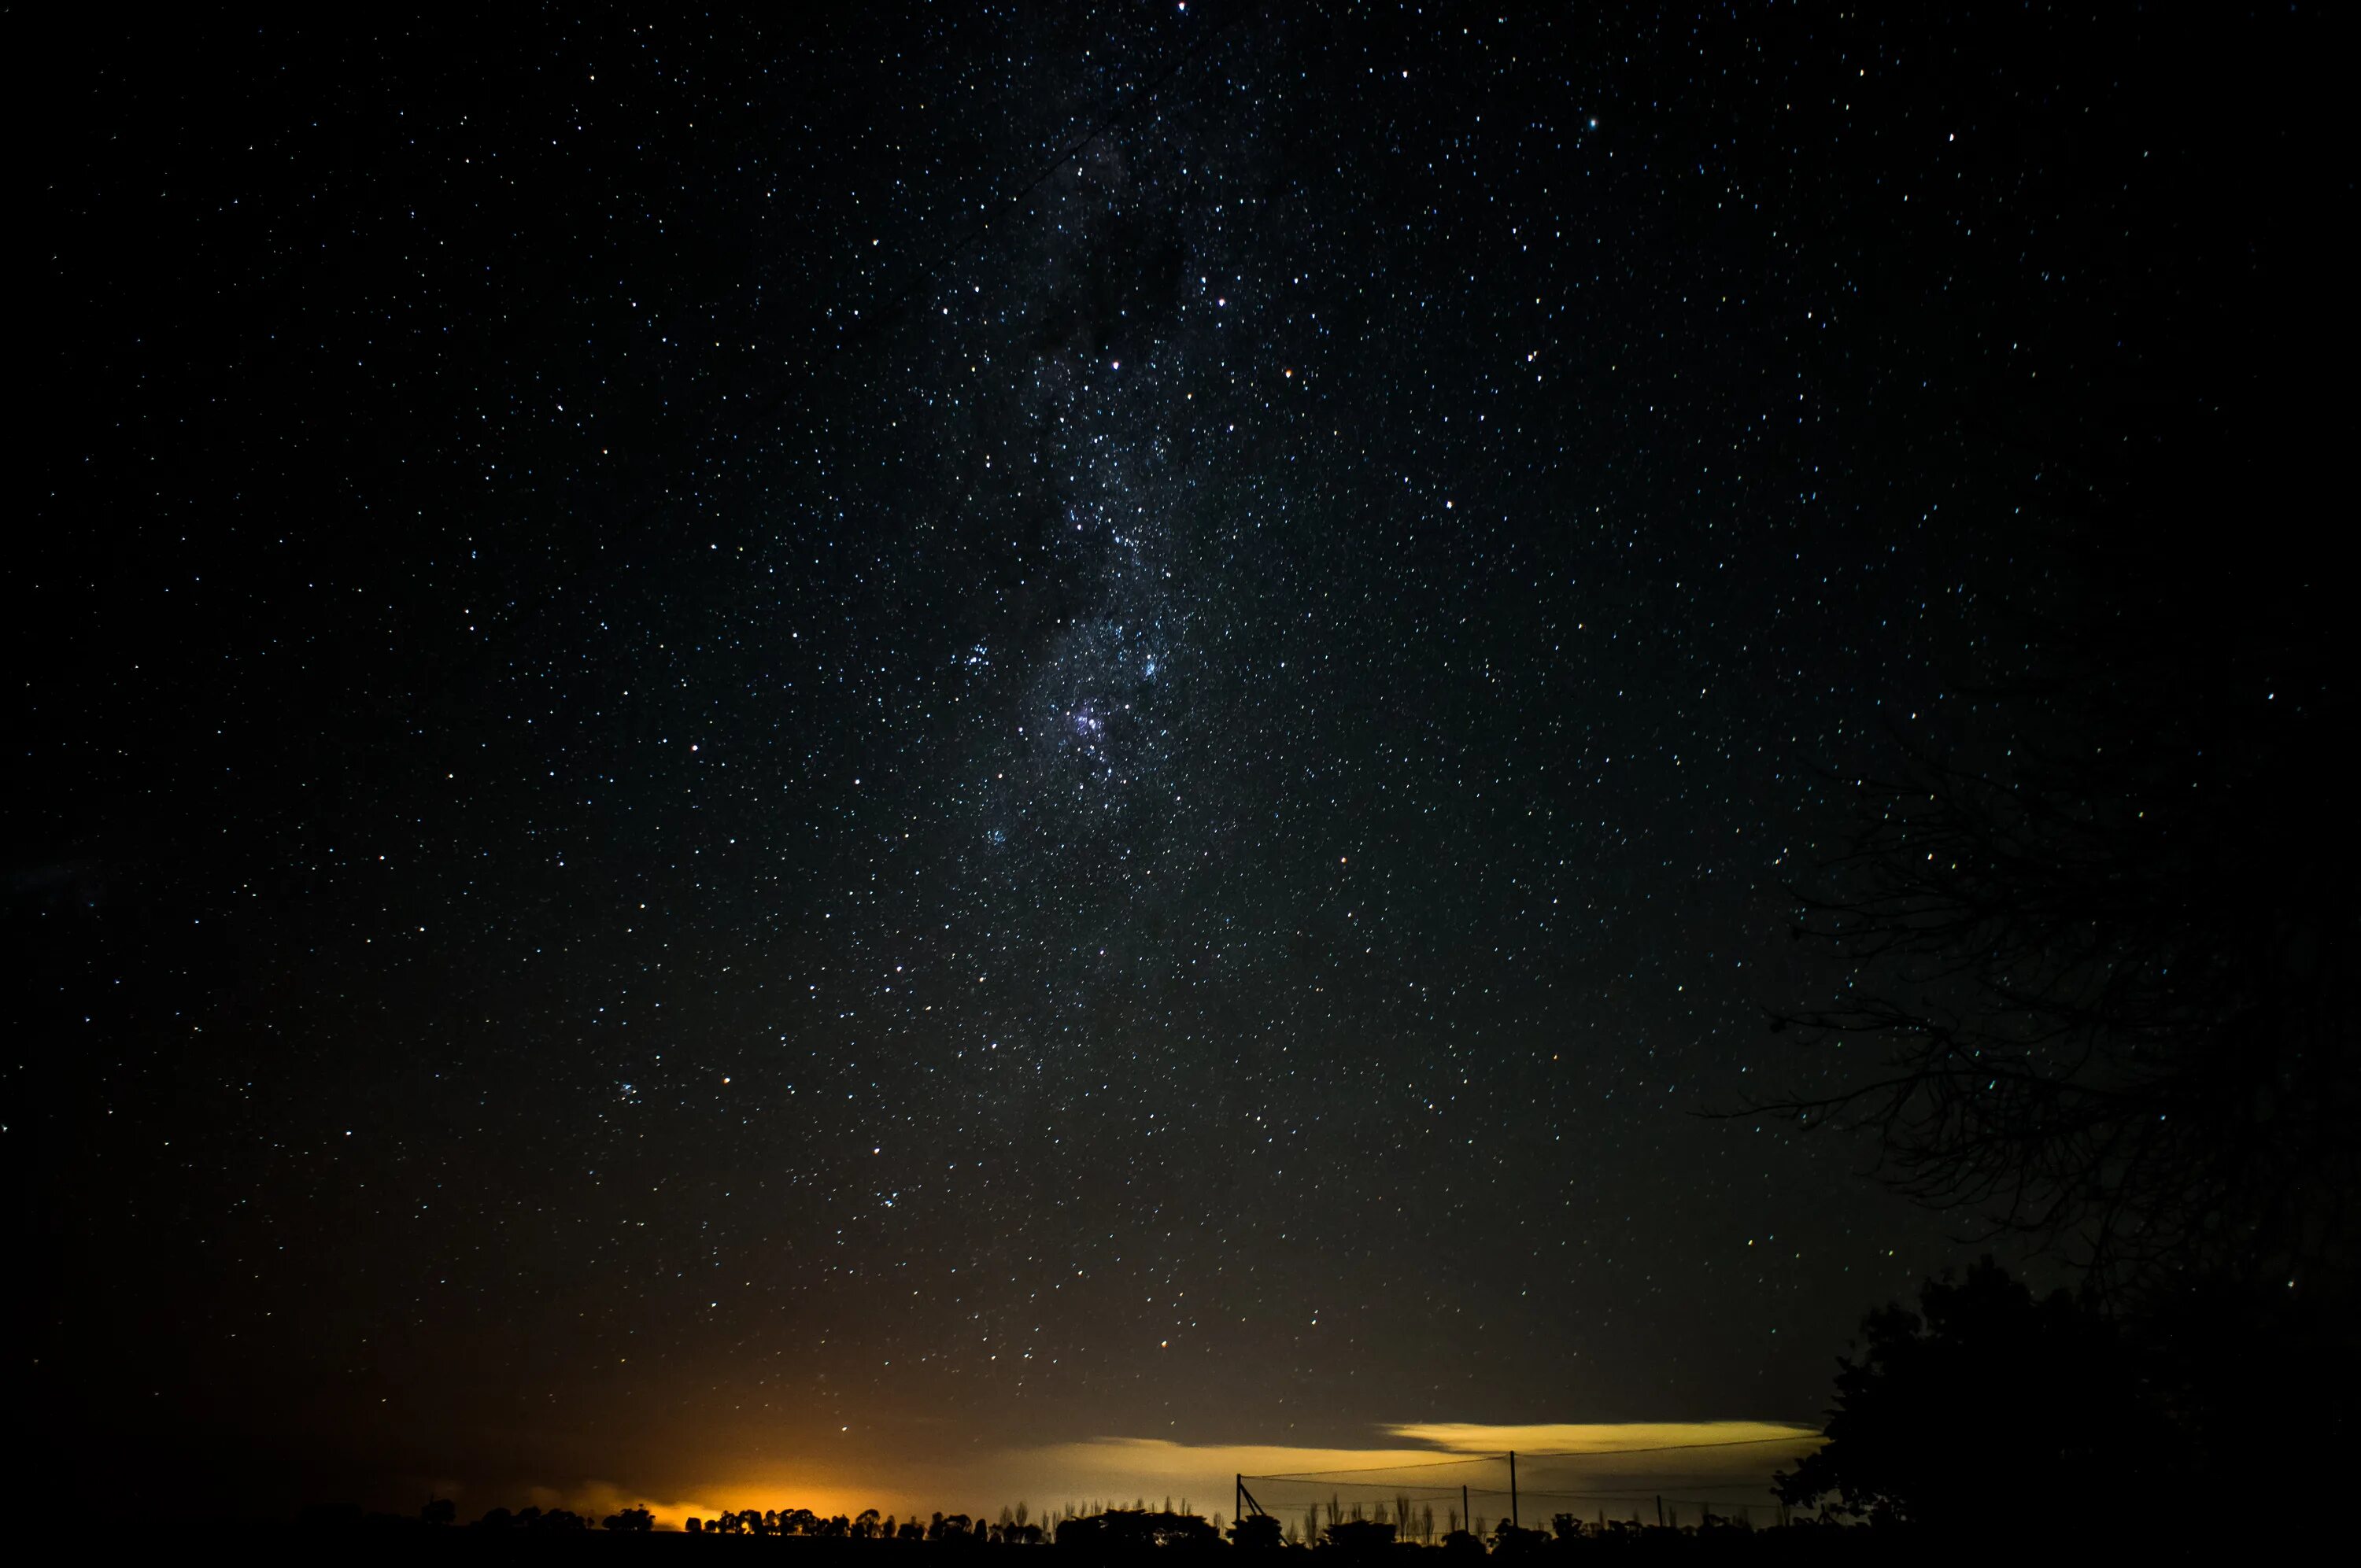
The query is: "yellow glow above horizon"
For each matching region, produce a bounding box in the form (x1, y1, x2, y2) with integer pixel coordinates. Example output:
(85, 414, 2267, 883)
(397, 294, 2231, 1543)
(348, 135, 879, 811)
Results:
(503, 1422, 1826, 1530)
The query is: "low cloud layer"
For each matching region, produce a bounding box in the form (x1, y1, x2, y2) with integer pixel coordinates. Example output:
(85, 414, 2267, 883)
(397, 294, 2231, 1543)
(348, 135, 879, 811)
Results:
(600, 1421, 1823, 1529)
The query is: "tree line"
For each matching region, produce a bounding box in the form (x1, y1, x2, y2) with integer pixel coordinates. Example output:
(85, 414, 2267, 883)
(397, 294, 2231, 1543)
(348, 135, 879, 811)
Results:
(294, 1496, 1974, 1551)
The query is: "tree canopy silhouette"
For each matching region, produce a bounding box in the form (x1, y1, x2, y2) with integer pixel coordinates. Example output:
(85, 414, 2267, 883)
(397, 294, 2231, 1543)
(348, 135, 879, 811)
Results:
(1775, 1258, 2171, 1533)
(1055, 1508, 1221, 1554)
(1227, 1513, 1284, 1550)
(1324, 1519, 1397, 1554)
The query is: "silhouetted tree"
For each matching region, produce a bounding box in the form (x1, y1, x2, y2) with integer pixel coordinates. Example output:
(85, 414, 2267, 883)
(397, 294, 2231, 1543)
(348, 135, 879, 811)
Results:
(1775, 1257, 2174, 1534)
(603, 1506, 654, 1531)
(420, 1497, 456, 1526)
(1326, 1519, 1395, 1554)
(1055, 1508, 1220, 1553)
(1228, 1513, 1283, 1550)
(1490, 1519, 1547, 1557)
(1754, 583, 2352, 1293)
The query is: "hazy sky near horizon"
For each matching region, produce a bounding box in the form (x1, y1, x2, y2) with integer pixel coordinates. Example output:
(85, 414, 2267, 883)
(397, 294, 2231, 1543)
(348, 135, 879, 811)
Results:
(462, 1422, 1825, 1531)
(22, 2, 2320, 1522)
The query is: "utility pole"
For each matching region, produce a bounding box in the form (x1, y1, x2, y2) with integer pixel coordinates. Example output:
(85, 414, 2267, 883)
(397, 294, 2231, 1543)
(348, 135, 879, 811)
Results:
(1461, 1485, 1469, 1535)
(1507, 1452, 1518, 1530)
(1235, 1476, 1241, 1533)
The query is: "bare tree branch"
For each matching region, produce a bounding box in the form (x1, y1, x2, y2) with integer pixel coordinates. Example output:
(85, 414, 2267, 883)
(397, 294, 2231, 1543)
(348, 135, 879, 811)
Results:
(1725, 608, 2354, 1291)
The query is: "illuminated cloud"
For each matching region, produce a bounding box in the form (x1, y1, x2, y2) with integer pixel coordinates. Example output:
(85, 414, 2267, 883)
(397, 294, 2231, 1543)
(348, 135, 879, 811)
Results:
(937, 1422, 1825, 1522)
(1382, 1420, 1819, 1455)
(500, 1422, 1827, 1528)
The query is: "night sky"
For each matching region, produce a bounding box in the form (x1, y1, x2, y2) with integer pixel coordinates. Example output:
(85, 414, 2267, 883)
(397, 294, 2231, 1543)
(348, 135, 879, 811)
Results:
(19, 2, 2337, 1526)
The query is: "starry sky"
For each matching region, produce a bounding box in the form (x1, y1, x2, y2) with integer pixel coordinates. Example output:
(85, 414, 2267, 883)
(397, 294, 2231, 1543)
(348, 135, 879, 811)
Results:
(18, 2, 2338, 1526)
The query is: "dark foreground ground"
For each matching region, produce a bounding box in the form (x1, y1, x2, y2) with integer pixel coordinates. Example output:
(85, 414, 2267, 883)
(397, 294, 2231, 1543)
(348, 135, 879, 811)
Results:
(24, 1526, 2223, 1565)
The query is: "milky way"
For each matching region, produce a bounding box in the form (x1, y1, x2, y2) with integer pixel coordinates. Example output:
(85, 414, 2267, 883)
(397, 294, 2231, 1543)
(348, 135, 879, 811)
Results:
(22, 2, 2337, 1518)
